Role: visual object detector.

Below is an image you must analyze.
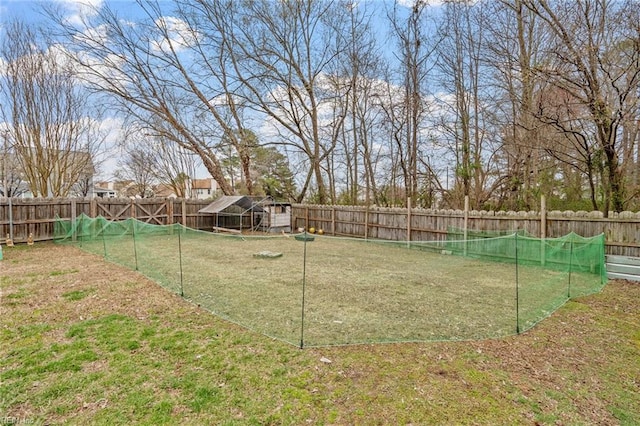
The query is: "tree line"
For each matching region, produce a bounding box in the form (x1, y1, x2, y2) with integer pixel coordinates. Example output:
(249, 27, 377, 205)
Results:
(1, 0, 638, 215)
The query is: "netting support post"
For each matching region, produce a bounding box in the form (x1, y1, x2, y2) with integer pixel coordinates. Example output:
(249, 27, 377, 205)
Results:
(132, 219, 139, 271)
(181, 199, 187, 228)
(406, 197, 411, 248)
(463, 196, 469, 256)
(568, 238, 574, 298)
(178, 231, 184, 297)
(540, 195, 546, 266)
(101, 222, 107, 259)
(600, 235, 606, 285)
(515, 233, 520, 334)
(300, 232, 308, 349)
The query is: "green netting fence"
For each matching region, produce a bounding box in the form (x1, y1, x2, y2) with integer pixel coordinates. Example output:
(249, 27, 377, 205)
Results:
(54, 214, 607, 348)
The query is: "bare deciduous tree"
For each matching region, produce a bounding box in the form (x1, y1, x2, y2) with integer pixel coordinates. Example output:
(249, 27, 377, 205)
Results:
(216, 0, 351, 204)
(38, 0, 640, 210)
(1, 135, 27, 197)
(113, 141, 158, 198)
(0, 20, 104, 197)
(437, 0, 495, 209)
(524, 0, 640, 214)
(385, 0, 438, 207)
(331, 2, 384, 205)
(483, 0, 546, 210)
(50, 1, 239, 195)
(153, 137, 201, 198)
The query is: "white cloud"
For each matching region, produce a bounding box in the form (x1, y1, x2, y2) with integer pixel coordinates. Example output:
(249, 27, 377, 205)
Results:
(54, 0, 104, 26)
(396, 0, 429, 7)
(151, 16, 199, 53)
(396, 0, 446, 7)
(94, 116, 125, 178)
(75, 22, 110, 47)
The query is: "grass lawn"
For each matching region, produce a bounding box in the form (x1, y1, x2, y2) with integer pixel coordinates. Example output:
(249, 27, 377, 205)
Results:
(1, 242, 639, 425)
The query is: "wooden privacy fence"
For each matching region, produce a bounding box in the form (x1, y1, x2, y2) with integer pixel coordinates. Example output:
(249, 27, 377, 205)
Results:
(291, 199, 640, 258)
(0, 198, 213, 243)
(2, 196, 640, 257)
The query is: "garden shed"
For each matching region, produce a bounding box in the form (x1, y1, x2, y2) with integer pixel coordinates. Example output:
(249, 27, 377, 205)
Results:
(198, 195, 291, 233)
(260, 201, 292, 233)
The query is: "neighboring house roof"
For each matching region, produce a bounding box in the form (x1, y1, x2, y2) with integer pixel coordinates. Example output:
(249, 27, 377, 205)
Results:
(192, 178, 213, 190)
(96, 180, 135, 191)
(94, 185, 115, 191)
(114, 180, 135, 191)
(199, 195, 264, 214)
(153, 184, 177, 198)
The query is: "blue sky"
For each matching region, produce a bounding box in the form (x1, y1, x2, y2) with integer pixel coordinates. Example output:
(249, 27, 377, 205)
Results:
(1, 0, 143, 26)
(1, 1, 169, 179)
(0, 0, 435, 26)
(1, 0, 447, 181)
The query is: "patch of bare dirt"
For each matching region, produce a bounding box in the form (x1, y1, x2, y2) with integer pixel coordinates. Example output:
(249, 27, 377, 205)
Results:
(2, 243, 198, 326)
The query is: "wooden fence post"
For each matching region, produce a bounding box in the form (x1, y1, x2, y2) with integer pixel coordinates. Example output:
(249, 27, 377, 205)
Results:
(305, 206, 309, 230)
(8, 197, 14, 243)
(167, 199, 174, 225)
(90, 198, 97, 238)
(181, 199, 187, 227)
(540, 195, 547, 239)
(364, 205, 369, 240)
(71, 199, 77, 242)
(331, 206, 335, 236)
(28, 202, 36, 242)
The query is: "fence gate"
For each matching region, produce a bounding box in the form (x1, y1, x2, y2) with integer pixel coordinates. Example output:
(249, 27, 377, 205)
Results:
(94, 200, 133, 221)
(93, 199, 170, 225)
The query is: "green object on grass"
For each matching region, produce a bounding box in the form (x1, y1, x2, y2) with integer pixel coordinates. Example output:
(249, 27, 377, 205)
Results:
(294, 233, 315, 242)
(253, 251, 283, 259)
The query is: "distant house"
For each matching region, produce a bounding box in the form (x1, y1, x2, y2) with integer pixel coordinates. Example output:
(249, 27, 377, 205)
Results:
(153, 184, 179, 199)
(92, 177, 218, 199)
(94, 180, 147, 198)
(149, 178, 218, 199)
(93, 184, 117, 198)
(190, 178, 218, 200)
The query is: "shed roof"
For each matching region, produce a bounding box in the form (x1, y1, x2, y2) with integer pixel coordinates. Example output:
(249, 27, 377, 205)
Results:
(199, 195, 264, 214)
